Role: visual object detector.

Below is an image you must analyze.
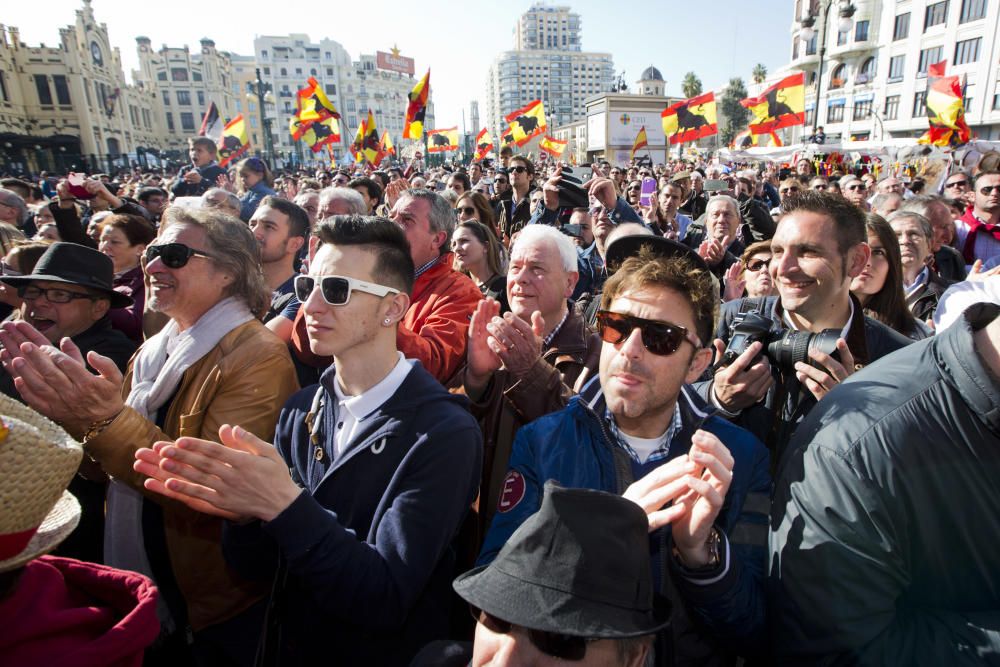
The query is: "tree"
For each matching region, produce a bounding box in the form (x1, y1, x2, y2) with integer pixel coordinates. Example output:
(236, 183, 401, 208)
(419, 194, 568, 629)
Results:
(720, 77, 751, 146)
(681, 72, 703, 99)
(752, 63, 768, 85)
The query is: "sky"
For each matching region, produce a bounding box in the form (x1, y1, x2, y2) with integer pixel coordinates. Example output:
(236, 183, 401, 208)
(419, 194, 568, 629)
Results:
(6, 0, 793, 131)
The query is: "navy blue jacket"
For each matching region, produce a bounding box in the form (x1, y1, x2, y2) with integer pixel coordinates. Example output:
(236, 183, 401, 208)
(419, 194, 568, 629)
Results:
(223, 361, 482, 666)
(479, 377, 771, 664)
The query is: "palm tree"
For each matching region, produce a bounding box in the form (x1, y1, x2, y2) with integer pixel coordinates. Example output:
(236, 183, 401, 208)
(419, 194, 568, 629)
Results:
(752, 63, 768, 85)
(681, 72, 703, 99)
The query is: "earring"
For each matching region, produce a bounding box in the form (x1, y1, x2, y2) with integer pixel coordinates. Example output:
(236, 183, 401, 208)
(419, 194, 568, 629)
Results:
(383, 318, 391, 325)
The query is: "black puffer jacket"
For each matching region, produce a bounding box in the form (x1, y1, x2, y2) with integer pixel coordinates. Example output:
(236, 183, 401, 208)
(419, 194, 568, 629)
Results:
(769, 302, 1000, 665)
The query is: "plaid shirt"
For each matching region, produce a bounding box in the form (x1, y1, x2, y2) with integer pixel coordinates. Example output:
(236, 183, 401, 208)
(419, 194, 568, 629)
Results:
(414, 256, 441, 279)
(606, 404, 683, 465)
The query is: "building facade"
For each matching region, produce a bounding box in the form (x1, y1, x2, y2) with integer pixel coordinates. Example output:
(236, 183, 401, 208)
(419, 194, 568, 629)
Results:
(789, 0, 1000, 142)
(486, 4, 615, 136)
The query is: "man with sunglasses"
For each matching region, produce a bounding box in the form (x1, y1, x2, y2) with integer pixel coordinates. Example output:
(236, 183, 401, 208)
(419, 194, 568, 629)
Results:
(901, 195, 967, 282)
(479, 237, 771, 664)
(840, 176, 870, 210)
(134, 215, 482, 666)
(942, 169, 974, 209)
(497, 156, 541, 242)
(955, 170, 1000, 268)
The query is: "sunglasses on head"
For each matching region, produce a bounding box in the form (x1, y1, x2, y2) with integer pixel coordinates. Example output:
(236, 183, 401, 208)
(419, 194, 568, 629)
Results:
(595, 310, 702, 356)
(143, 242, 214, 269)
(745, 257, 772, 272)
(470, 605, 596, 661)
(980, 185, 1000, 195)
(455, 206, 477, 217)
(294, 274, 399, 306)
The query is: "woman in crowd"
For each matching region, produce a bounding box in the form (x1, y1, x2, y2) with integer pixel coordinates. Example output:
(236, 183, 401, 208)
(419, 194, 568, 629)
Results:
(0, 222, 26, 255)
(237, 156, 277, 222)
(722, 240, 778, 302)
(0, 240, 49, 321)
(452, 220, 509, 313)
(851, 213, 930, 340)
(97, 214, 157, 342)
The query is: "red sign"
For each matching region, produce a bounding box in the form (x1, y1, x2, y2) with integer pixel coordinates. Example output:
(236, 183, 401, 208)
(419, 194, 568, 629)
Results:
(497, 471, 526, 514)
(376, 50, 415, 75)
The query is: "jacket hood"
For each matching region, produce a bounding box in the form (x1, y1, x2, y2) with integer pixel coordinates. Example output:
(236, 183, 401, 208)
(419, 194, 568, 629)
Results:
(0, 555, 159, 667)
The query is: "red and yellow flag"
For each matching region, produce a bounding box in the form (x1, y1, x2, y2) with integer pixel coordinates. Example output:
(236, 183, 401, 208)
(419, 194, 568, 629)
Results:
(918, 61, 971, 147)
(475, 128, 494, 161)
(217, 114, 250, 167)
(302, 116, 341, 153)
(740, 73, 805, 135)
(404, 69, 430, 140)
(427, 127, 459, 153)
(505, 100, 547, 146)
(661, 92, 717, 145)
(630, 126, 648, 161)
(381, 131, 395, 156)
(538, 135, 567, 158)
(297, 77, 340, 123)
(351, 110, 384, 165)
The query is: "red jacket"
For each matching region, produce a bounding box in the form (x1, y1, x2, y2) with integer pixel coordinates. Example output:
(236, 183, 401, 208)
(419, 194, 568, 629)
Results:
(0, 556, 159, 667)
(291, 253, 481, 383)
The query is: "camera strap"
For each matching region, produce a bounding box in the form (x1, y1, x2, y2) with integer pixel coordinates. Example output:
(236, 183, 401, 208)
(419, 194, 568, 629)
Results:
(737, 296, 767, 317)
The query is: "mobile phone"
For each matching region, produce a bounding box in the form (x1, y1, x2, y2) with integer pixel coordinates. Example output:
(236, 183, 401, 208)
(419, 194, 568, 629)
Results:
(704, 179, 729, 192)
(639, 177, 657, 208)
(66, 173, 96, 200)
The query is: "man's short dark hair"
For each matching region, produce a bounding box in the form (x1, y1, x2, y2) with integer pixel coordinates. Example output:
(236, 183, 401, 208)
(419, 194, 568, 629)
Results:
(259, 195, 310, 239)
(973, 170, 1000, 189)
(509, 155, 534, 176)
(348, 177, 384, 205)
(778, 190, 866, 255)
(314, 215, 415, 294)
(189, 137, 217, 154)
(137, 187, 167, 203)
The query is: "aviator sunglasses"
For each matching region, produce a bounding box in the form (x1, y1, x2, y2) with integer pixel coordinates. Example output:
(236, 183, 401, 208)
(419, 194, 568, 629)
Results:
(595, 310, 703, 356)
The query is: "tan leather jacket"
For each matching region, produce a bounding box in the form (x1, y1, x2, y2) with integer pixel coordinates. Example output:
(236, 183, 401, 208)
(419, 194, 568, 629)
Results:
(85, 320, 299, 631)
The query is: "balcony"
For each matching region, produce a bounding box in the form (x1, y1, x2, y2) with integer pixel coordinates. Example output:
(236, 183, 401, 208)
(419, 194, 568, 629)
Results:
(854, 72, 874, 85)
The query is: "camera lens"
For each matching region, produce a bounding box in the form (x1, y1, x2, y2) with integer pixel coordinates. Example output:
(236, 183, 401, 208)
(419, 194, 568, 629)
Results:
(767, 329, 841, 372)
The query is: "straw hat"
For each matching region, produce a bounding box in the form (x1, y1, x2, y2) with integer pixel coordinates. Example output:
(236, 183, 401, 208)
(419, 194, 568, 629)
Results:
(0, 394, 82, 573)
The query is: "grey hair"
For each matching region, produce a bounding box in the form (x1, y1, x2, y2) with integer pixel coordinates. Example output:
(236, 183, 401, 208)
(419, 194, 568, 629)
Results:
(886, 209, 933, 241)
(899, 193, 947, 218)
(403, 188, 456, 241)
(201, 187, 241, 212)
(0, 189, 27, 226)
(511, 224, 578, 273)
(319, 186, 366, 215)
(871, 192, 903, 215)
(707, 194, 739, 215)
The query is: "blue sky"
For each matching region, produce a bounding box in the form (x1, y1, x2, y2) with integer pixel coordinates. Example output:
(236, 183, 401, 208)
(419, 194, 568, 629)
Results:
(8, 1, 793, 130)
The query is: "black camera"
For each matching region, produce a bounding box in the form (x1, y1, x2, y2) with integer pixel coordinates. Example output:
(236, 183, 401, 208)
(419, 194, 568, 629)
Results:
(722, 312, 841, 372)
(556, 166, 590, 209)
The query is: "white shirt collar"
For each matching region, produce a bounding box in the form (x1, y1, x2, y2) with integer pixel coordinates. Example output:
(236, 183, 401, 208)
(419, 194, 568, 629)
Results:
(332, 352, 412, 421)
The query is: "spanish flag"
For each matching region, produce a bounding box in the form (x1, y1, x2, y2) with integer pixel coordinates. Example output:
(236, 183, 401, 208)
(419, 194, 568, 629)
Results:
(404, 69, 430, 140)
(427, 126, 459, 153)
(302, 116, 341, 153)
(351, 110, 384, 165)
(661, 92, 717, 145)
(289, 115, 307, 141)
(381, 131, 395, 156)
(505, 100, 547, 146)
(918, 62, 971, 147)
(630, 126, 648, 162)
(539, 135, 567, 158)
(297, 77, 340, 123)
(475, 128, 494, 161)
(501, 127, 515, 146)
(217, 114, 250, 167)
(740, 73, 805, 135)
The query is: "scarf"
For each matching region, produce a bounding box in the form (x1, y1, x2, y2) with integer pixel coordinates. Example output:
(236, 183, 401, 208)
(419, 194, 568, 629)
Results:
(961, 213, 1000, 264)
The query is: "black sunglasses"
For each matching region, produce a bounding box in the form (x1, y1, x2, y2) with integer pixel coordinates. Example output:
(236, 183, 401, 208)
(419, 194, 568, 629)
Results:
(470, 605, 595, 661)
(455, 206, 477, 217)
(845, 184, 865, 191)
(143, 243, 214, 269)
(745, 257, 772, 272)
(595, 310, 702, 356)
(980, 185, 1000, 195)
(945, 179, 968, 188)
(510, 166, 529, 174)
(294, 274, 399, 306)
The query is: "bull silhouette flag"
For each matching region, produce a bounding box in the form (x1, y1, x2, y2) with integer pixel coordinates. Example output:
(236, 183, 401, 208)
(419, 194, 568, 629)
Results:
(539, 135, 567, 158)
(427, 127, 459, 153)
(475, 128, 494, 161)
(740, 73, 805, 136)
(381, 131, 395, 156)
(918, 61, 971, 147)
(297, 77, 341, 124)
(302, 116, 341, 153)
(350, 110, 384, 165)
(404, 69, 430, 140)
(661, 92, 717, 145)
(217, 114, 249, 167)
(505, 100, 547, 146)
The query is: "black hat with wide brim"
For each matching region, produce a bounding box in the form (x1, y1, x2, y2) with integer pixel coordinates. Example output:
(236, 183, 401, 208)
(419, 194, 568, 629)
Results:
(605, 234, 709, 275)
(454, 482, 671, 639)
(2, 242, 133, 309)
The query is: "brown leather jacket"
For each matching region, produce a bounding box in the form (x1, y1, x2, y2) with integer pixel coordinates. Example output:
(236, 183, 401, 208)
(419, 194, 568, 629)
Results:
(453, 308, 601, 535)
(84, 320, 299, 631)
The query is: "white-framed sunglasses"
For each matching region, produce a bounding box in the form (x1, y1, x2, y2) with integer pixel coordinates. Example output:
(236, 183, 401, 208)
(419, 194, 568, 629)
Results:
(294, 274, 399, 306)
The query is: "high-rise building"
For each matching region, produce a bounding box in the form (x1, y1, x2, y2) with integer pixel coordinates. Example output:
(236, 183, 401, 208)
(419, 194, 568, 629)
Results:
(787, 0, 1000, 142)
(486, 4, 614, 136)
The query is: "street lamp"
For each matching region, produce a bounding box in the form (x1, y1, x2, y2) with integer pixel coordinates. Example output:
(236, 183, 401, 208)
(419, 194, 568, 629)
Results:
(246, 68, 276, 165)
(798, 0, 857, 135)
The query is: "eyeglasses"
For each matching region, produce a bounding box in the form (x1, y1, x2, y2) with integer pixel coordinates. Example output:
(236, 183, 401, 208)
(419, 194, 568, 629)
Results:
(595, 310, 702, 356)
(745, 257, 772, 272)
(0, 261, 21, 276)
(294, 274, 399, 306)
(510, 166, 529, 174)
(779, 188, 801, 194)
(18, 285, 98, 304)
(143, 243, 214, 269)
(495, 179, 508, 185)
(979, 185, 1000, 195)
(455, 205, 477, 217)
(588, 203, 608, 216)
(627, 185, 641, 192)
(811, 184, 829, 190)
(945, 179, 968, 188)
(470, 605, 596, 661)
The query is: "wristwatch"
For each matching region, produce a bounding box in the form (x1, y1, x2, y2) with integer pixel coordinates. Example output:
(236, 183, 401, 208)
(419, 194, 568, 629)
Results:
(675, 527, 721, 570)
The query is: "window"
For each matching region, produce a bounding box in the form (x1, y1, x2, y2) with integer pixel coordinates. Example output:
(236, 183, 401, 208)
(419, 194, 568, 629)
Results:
(913, 91, 928, 117)
(325, 84, 336, 95)
(310, 68, 317, 76)
(857, 57, 876, 84)
(346, 99, 355, 112)
(805, 34, 817, 55)
(162, 90, 170, 105)
(0, 72, 8, 102)
(280, 68, 287, 76)
(263, 67, 270, 75)
(193, 72, 202, 82)
(176, 90, 191, 105)
(918, 47, 943, 75)
(157, 71, 167, 81)
(853, 99, 873, 120)
(837, 29, 848, 45)
(954, 37, 981, 64)
(993, 93, 1000, 110)
(180, 112, 195, 131)
(827, 102, 845, 123)
(885, 94, 900, 119)
(893, 13, 910, 39)
(295, 68, 302, 75)
(960, 0, 987, 22)
(830, 64, 847, 89)
(326, 68, 333, 76)
(171, 68, 189, 82)
(924, 1, 949, 29)
(855, 20, 870, 41)
(166, 112, 175, 131)
(888, 55, 905, 81)
(34, 75, 52, 106)
(197, 91, 205, 106)
(52, 75, 71, 105)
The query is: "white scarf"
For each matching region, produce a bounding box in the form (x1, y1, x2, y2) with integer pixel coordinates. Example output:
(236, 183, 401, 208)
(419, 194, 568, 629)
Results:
(105, 297, 254, 630)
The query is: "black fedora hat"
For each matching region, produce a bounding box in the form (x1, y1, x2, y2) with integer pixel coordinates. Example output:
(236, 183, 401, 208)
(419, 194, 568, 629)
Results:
(605, 234, 709, 274)
(2, 242, 133, 309)
(453, 481, 670, 639)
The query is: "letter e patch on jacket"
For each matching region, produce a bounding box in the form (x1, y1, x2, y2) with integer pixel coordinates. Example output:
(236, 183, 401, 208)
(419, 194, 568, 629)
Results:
(497, 470, 526, 513)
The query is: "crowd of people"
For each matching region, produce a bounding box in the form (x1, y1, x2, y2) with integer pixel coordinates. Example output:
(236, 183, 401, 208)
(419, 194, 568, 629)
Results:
(1, 133, 999, 667)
